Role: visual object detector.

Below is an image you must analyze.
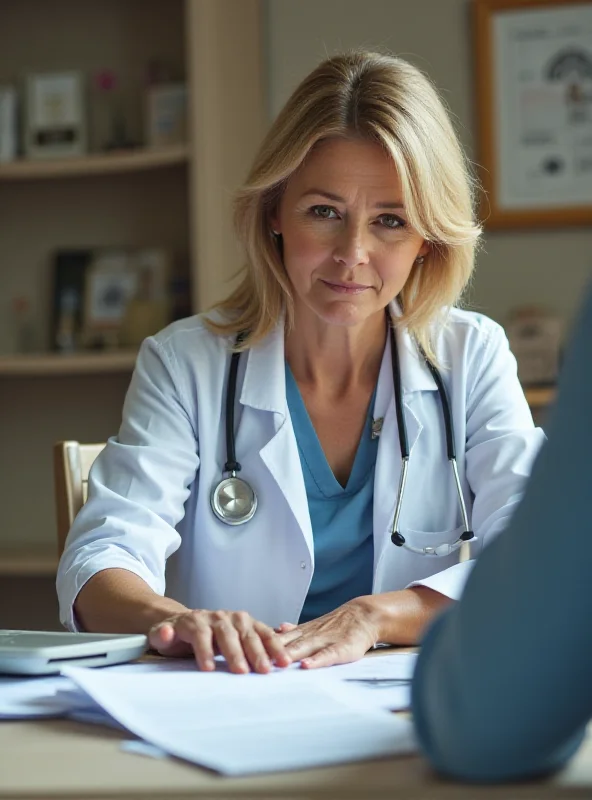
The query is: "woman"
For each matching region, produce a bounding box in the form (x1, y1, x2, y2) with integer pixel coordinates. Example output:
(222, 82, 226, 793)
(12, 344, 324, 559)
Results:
(57, 51, 543, 675)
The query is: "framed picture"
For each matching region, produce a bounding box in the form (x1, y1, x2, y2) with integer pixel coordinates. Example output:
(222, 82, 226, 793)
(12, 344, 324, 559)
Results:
(119, 249, 171, 346)
(130, 248, 170, 302)
(25, 71, 86, 159)
(474, 0, 592, 228)
(82, 250, 137, 348)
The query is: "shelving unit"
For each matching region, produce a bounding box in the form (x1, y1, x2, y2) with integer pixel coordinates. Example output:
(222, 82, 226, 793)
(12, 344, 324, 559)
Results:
(0, 350, 138, 377)
(0, 144, 190, 182)
(0, 547, 58, 577)
(0, 0, 264, 592)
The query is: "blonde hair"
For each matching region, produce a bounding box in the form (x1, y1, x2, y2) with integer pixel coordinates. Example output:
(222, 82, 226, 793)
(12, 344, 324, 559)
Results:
(207, 50, 482, 360)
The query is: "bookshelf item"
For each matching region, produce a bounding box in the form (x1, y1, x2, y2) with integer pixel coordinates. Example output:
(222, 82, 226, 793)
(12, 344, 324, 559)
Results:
(0, 85, 17, 162)
(146, 83, 187, 148)
(25, 71, 87, 159)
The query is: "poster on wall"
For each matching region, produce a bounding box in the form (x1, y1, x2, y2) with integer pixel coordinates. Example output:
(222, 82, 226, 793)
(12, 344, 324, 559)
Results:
(474, 0, 592, 228)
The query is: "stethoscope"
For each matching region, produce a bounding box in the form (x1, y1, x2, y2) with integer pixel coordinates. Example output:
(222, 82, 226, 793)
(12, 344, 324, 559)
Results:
(210, 313, 475, 556)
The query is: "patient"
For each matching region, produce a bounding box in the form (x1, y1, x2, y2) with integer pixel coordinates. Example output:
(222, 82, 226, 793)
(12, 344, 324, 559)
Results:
(412, 283, 592, 782)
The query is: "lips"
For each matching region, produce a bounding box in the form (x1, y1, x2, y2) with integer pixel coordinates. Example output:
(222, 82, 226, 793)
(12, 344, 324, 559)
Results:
(320, 279, 371, 295)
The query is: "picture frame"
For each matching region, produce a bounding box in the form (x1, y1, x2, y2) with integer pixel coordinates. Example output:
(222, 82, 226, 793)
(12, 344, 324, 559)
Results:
(145, 83, 187, 148)
(129, 248, 170, 302)
(82, 250, 137, 349)
(474, 0, 592, 228)
(25, 71, 87, 159)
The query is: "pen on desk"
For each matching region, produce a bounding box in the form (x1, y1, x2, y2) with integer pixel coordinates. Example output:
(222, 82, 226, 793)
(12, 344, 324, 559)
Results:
(345, 678, 410, 686)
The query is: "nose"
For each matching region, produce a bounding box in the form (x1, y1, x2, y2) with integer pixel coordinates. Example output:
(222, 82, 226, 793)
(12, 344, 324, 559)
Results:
(332, 222, 370, 269)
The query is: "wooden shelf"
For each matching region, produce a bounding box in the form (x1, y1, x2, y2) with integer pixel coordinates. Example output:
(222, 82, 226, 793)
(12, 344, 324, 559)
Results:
(0, 350, 138, 376)
(0, 144, 189, 182)
(0, 546, 58, 576)
(524, 386, 556, 408)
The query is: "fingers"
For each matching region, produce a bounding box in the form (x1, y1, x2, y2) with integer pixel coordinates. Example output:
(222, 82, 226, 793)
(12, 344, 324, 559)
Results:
(284, 634, 324, 663)
(211, 614, 250, 674)
(255, 622, 292, 668)
(187, 618, 216, 671)
(150, 615, 215, 668)
(275, 625, 304, 647)
(237, 626, 273, 674)
(300, 644, 348, 670)
(150, 610, 294, 674)
(148, 620, 193, 658)
(207, 611, 291, 674)
(276, 622, 297, 633)
(223, 613, 291, 673)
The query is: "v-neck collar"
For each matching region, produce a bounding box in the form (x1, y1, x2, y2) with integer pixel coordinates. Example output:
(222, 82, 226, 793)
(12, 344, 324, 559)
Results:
(285, 364, 378, 496)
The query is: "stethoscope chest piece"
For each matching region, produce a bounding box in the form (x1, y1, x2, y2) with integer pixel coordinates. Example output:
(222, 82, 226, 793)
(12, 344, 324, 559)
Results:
(211, 475, 258, 526)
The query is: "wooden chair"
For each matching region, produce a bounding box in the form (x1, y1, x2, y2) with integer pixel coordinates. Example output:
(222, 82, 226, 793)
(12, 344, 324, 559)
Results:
(54, 441, 106, 557)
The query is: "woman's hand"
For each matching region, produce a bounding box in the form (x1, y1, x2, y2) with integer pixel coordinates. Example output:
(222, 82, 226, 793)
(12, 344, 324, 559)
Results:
(275, 596, 381, 669)
(276, 588, 452, 668)
(148, 609, 292, 674)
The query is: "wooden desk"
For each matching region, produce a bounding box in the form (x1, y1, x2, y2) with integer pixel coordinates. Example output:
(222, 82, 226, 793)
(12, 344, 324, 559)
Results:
(1, 713, 592, 798)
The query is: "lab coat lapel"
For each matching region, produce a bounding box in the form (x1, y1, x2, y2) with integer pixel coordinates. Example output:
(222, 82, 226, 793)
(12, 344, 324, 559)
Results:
(240, 321, 314, 559)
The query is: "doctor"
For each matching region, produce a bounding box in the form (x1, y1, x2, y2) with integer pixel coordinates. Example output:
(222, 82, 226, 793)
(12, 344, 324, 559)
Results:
(57, 51, 544, 675)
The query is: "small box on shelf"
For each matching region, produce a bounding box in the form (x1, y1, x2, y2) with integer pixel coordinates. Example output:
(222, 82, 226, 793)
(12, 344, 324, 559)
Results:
(146, 83, 187, 149)
(0, 86, 18, 162)
(24, 71, 87, 160)
(506, 306, 562, 388)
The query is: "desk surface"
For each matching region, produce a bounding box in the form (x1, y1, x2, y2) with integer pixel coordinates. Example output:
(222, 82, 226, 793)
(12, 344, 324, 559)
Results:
(2, 715, 592, 799)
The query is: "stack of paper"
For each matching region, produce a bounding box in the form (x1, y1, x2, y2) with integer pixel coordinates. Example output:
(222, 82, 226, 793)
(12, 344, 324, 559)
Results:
(60, 665, 416, 775)
(0, 653, 418, 775)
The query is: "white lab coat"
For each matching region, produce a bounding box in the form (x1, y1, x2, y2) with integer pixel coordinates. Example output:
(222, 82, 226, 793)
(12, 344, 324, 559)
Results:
(57, 304, 544, 630)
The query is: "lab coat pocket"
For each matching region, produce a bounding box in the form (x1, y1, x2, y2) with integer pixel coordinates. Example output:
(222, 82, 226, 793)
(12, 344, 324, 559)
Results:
(374, 524, 465, 593)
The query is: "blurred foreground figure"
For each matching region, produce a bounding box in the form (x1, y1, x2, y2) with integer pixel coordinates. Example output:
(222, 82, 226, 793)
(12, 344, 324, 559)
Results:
(412, 283, 592, 782)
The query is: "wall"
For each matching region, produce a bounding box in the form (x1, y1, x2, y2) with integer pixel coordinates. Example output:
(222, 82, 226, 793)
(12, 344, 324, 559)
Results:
(265, 0, 592, 330)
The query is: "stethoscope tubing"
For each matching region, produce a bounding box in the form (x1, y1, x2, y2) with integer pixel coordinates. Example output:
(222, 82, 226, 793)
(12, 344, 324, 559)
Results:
(212, 311, 475, 556)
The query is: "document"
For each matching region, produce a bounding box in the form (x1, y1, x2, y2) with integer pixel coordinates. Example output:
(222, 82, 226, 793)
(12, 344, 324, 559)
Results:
(0, 675, 70, 719)
(316, 652, 416, 681)
(0, 652, 417, 719)
(62, 666, 416, 775)
(301, 653, 416, 712)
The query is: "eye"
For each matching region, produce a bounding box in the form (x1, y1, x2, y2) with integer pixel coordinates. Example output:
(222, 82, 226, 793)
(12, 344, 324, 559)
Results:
(377, 213, 406, 230)
(311, 205, 339, 220)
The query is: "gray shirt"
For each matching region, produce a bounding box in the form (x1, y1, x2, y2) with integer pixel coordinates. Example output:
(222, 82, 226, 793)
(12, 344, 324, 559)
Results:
(412, 284, 592, 782)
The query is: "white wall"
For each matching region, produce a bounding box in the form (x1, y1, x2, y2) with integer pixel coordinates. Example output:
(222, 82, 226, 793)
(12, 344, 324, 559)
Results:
(265, 0, 592, 329)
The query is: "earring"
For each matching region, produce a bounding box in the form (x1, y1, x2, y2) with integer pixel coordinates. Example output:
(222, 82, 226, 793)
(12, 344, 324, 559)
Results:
(271, 229, 280, 237)
(415, 255, 425, 265)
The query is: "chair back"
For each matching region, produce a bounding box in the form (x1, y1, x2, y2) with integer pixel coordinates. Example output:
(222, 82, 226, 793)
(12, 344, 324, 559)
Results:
(54, 441, 105, 557)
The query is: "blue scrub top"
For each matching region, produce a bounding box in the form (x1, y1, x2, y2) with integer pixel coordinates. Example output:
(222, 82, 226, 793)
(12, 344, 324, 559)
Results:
(285, 364, 378, 623)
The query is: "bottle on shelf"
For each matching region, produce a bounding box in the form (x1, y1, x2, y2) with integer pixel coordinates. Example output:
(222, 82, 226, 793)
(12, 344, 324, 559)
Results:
(11, 295, 36, 353)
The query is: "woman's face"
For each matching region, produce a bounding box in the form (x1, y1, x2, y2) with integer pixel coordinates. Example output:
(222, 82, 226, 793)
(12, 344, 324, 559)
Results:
(271, 137, 429, 329)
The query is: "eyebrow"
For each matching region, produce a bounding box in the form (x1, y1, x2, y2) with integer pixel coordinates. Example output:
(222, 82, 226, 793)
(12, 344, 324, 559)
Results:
(300, 188, 405, 210)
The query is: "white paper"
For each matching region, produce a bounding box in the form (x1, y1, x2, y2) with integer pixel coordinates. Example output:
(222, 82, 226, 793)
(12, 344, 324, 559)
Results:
(310, 652, 417, 682)
(62, 666, 416, 775)
(0, 657, 199, 719)
(294, 653, 416, 711)
(0, 675, 70, 718)
(0, 652, 417, 721)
